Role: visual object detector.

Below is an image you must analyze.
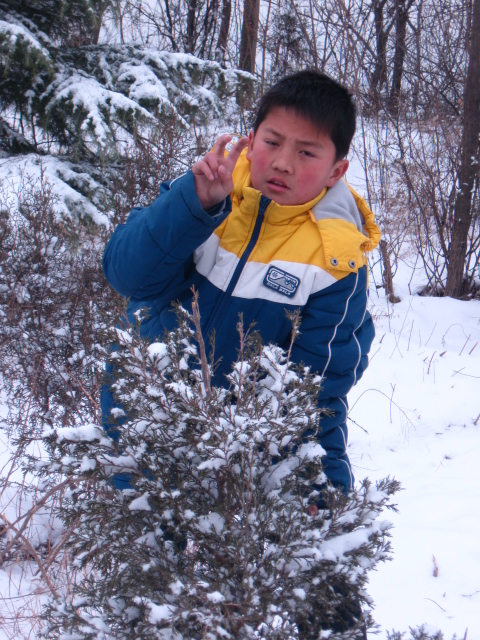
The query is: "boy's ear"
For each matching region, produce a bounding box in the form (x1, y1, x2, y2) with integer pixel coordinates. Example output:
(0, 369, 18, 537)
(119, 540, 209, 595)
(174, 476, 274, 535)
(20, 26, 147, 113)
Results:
(246, 130, 254, 161)
(326, 159, 349, 188)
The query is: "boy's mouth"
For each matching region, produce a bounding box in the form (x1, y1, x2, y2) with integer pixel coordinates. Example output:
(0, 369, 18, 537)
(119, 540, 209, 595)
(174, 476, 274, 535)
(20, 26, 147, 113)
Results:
(267, 178, 289, 191)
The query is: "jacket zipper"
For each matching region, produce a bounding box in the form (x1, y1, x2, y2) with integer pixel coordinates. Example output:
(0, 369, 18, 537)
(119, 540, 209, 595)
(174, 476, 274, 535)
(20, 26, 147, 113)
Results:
(204, 194, 271, 338)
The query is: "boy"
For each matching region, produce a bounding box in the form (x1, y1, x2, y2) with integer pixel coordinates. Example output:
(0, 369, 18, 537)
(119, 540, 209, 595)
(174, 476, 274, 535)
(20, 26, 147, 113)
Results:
(102, 69, 380, 502)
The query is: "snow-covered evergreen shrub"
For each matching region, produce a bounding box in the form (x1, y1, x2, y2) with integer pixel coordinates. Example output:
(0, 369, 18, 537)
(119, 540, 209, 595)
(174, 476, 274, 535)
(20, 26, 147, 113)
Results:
(38, 303, 400, 639)
(0, 5, 251, 160)
(0, 3, 255, 220)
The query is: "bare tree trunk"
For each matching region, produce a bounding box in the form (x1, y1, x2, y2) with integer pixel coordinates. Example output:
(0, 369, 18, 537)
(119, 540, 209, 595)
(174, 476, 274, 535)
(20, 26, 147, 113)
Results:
(199, 0, 219, 59)
(411, 0, 423, 111)
(446, 0, 480, 297)
(215, 0, 232, 65)
(92, 0, 107, 45)
(388, 0, 409, 114)
(379, 239, 399, 302)
(164, 0, 179, 52)
(239, 0, 260, 73)
(186, 0, 198, 53)
(370, 0, 388, 98)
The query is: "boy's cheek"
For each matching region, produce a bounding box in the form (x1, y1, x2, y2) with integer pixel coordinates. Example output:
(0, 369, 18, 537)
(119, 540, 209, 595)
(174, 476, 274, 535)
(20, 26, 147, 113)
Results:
(298, 171, 317, 192)
(248, 154, 269, 183)
(249, 150, 267, 171)
(308, 165, 332, 186)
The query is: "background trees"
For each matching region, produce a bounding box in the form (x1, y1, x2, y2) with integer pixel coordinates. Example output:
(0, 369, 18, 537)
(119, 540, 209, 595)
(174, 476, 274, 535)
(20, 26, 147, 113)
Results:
(2, 0, 478, 297)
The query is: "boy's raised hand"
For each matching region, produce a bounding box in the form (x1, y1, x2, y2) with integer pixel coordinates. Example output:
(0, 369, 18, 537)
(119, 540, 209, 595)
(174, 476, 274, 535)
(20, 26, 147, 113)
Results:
(192, 134, 249, 211)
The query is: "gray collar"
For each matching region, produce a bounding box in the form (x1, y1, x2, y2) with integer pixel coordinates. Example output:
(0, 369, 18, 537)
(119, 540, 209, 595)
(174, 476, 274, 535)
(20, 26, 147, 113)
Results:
(311, 180, 364, 233)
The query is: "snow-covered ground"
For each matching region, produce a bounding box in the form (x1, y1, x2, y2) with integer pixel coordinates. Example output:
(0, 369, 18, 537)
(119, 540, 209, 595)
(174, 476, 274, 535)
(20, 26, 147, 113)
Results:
(349, 272, 480, 639)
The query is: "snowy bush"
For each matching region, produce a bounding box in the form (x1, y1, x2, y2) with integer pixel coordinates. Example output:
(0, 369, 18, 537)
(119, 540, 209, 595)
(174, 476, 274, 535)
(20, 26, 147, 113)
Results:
(0, 167, 123, 636)
(387, 625, 451, 640)
(36, 302, 400, 639)
(0, 170, 121, 443)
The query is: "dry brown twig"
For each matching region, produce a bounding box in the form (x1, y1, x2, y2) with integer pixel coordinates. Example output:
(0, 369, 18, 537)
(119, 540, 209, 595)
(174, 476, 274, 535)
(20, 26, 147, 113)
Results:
(0, 478, 74, 562)
(190, 287, 212, 401)
(0, 512, 59, 599)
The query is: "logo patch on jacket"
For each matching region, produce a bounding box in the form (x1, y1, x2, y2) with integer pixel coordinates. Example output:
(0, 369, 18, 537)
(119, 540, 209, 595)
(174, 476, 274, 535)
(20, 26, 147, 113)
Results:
(263, 266, 300, 298)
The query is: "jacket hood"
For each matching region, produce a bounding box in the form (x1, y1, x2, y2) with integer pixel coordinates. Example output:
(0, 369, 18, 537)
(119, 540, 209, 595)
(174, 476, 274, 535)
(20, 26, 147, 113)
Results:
(312, 180, 381, 252)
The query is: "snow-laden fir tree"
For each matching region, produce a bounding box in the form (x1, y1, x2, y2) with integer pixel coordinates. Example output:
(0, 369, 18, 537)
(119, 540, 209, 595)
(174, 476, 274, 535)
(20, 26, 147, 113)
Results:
(37, 299, 400, 639)
(0, 1, 253, 219)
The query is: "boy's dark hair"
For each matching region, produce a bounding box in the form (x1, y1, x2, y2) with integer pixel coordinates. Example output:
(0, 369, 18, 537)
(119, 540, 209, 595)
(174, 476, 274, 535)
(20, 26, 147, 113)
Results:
(253, 70, 356, 161)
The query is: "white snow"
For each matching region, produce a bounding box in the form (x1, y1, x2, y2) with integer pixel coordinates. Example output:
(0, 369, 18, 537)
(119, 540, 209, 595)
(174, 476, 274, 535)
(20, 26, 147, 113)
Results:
(347, 281, 480, 639)
(54, 423, 110, 444)
(145, 602, 176, 623)
(147, 342, 168, 359)
(0, 20, 48, 53)
(197, 512, 225, 535)
(206, 591, 226, 603)
(117, 60, 170, 103)
(129, 492, 152, 511)
(46, 71, 155, 145)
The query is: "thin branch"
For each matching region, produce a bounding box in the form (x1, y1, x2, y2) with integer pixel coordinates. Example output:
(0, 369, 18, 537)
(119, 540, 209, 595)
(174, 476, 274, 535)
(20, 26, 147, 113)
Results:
(191, 288, 212, 400)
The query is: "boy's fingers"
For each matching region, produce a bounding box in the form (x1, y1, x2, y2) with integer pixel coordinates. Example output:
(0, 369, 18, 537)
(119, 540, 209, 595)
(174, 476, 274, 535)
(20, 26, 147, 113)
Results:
(213, 134, 232, 159)
(218, 164, 233, 186)
(226, 136, 249, 167)
(193, 154, 218, 181)
(192, 161, 213, 181)
(194, 134, 247, 186)
(204, 153, 219, 179)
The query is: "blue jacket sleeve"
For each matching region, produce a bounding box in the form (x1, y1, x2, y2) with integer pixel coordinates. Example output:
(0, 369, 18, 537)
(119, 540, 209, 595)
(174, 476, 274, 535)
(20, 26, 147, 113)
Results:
(102, 171, 230, 301)
(290, 267, 374, 491)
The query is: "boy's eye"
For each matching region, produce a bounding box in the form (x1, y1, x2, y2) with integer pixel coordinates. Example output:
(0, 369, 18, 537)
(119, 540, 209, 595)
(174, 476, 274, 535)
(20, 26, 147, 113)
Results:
(300, 150, 315, 157)
(265, 139, 278, 146)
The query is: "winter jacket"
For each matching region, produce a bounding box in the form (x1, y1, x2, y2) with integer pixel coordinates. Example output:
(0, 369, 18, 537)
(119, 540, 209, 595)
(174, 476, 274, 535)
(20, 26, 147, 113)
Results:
(101, 150, 380, 492)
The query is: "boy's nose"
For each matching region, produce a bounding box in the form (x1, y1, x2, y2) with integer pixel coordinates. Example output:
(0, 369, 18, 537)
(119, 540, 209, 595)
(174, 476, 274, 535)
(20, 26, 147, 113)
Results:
(272, 151, 293, 173)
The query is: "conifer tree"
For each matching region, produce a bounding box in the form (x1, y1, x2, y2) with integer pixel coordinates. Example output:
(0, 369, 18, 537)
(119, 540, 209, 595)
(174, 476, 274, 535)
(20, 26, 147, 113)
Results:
(36, 301, 400, 639)
(0, 1, 251, 215)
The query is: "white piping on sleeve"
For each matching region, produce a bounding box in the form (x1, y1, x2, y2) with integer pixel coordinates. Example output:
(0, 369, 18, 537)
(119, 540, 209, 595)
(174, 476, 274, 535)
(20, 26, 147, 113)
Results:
(339, 457, 353, 488)
(352, 287, 369, 385)
(211, 199, 228, 219)
(336, 423, 353, 488)
(321, 270, 360, 379)
(168, 172, 187, 187)
(338, 423, 348, 452)
(352, 333, 362, 386)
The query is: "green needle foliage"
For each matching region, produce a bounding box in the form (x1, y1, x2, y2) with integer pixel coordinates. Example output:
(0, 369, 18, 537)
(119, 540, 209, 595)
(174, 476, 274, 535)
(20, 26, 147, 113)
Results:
(36, 305, 400, 639)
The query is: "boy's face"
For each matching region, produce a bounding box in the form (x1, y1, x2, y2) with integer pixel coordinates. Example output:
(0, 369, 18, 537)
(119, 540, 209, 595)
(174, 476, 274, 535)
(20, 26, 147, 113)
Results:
(246, 106, 349, 206)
